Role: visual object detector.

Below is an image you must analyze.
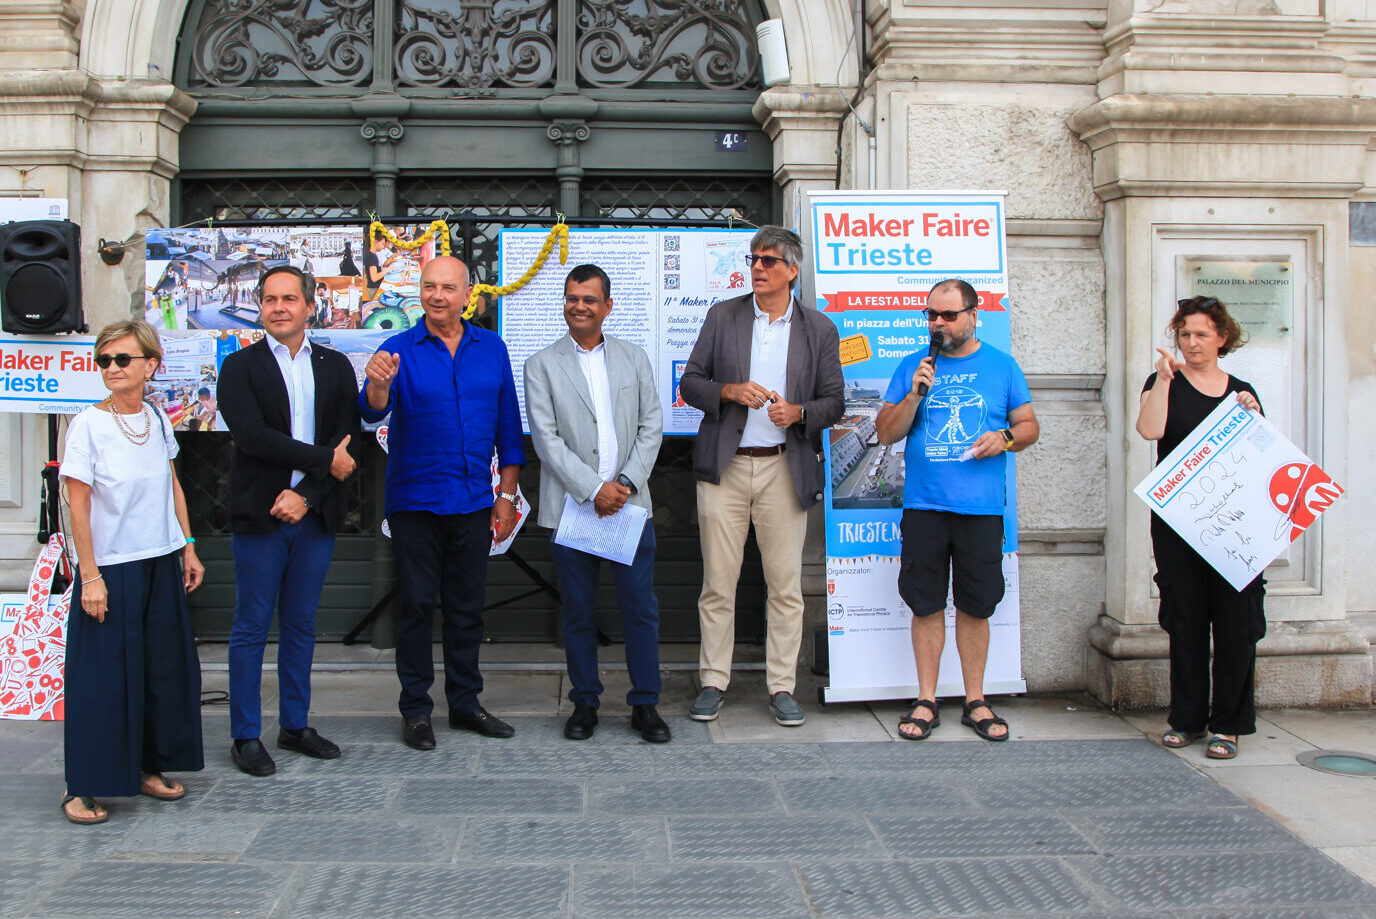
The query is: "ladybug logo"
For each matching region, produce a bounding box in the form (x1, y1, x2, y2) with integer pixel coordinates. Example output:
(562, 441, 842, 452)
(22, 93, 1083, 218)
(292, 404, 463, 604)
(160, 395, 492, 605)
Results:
(1268, 462, 1343, 542)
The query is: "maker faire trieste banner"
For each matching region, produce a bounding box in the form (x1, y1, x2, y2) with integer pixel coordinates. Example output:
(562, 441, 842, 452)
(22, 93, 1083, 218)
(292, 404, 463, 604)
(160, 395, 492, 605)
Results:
(809, 190, 1026, 703)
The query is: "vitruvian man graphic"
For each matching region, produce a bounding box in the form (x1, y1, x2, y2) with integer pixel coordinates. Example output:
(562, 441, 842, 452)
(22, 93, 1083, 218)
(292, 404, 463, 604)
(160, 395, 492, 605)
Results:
(926, 386, 986, 446)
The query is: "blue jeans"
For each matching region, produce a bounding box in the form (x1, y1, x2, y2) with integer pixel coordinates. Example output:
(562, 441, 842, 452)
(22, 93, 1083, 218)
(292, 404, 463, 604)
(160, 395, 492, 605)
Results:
(549, 523, 661, 707)
(229, 513, 335, 739)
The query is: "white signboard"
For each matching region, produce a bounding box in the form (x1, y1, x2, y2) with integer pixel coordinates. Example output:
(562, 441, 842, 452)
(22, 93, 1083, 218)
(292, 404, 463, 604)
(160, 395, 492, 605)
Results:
(0, 198, 68, 222)
(1134, 399, 1343, 590)
(809, 190, 1024, 703)
(824, 554, 1024, 703)
(497, 228, 756, 435)
(0, 335, 102, 413)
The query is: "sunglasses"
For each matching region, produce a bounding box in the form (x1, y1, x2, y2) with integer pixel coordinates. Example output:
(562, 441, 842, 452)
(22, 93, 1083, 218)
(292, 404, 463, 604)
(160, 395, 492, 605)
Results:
(925, 306, 975, 322)
(1178, 297, 1220, 308)
(744, 254, 787, 269)
(95, 353, 149, 369)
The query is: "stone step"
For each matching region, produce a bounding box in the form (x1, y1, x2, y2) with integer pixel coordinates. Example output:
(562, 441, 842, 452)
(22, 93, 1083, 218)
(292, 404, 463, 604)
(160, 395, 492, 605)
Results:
(1352, 611, 1376, 703)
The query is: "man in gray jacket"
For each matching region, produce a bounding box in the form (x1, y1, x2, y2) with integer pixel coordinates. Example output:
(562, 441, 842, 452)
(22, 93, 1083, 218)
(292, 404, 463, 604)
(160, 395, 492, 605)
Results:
(680, 226, 844, 727)
(524, 264, 668, 743)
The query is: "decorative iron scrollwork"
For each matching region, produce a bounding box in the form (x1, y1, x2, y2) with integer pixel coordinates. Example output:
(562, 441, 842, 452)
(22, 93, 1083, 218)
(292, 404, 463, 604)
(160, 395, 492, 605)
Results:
(576, 0, 760, 90)
(395, 0, 556, 94)
(186, 0, 374, 88)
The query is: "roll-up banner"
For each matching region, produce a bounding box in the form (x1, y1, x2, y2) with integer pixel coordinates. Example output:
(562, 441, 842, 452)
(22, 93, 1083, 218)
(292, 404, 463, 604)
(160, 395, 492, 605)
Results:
(807, 190, 1026, 703)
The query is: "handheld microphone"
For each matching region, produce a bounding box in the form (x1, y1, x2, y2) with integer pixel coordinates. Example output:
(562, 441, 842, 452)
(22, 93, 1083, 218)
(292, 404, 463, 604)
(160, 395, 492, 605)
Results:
(917, 331, 943, 397)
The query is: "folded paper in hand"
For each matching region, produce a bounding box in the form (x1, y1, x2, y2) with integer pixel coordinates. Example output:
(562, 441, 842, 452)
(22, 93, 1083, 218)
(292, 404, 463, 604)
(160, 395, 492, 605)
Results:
(553, 496, 648, 565)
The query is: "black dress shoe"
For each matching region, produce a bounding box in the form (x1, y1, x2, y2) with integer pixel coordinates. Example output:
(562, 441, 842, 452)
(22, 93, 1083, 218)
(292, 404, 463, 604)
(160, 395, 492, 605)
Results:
(448, 706, 515, 738)
(402, 717, 436, 750)
(277, 727, 341, 760)
(231, 738, 277, 776)
(631, 704, 672, 744)
(564, 703, 598, 740)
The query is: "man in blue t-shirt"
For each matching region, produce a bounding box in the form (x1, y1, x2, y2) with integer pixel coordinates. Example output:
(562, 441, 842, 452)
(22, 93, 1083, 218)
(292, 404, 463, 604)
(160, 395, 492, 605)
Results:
(875, 278, 1039, 743)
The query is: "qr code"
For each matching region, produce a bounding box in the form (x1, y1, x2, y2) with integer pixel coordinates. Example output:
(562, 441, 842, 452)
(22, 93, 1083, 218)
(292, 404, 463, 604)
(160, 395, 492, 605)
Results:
(1246, 423, 1276, 454)
(665, 274, 680, 289)
(663, 254, 681, 271)
(663, 235, 680, 251)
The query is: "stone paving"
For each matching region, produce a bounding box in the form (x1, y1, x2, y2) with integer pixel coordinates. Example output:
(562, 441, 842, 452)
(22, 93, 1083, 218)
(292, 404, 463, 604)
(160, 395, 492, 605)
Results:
(3, 703, 1376, 919)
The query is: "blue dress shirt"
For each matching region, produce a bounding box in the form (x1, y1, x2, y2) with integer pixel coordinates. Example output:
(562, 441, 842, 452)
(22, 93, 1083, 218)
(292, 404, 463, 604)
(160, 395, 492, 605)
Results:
(359, 320, 525, 517)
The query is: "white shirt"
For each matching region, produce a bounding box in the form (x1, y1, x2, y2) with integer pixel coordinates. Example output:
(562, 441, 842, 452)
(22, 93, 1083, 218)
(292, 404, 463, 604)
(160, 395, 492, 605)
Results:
(269, 336, 317, 488)
(573, 336, 618, 499)
(739, 297, 793, 448)
(61, 405, 184, 566)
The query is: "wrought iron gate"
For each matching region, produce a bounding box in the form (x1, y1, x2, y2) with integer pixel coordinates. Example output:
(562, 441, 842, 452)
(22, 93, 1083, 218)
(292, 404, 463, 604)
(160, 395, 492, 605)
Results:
(172, 0, 779, 644)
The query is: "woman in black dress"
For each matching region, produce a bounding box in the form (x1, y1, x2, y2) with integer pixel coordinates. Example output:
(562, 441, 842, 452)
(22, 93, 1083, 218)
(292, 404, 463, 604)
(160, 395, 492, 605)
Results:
(1135, 296, 1264, 760)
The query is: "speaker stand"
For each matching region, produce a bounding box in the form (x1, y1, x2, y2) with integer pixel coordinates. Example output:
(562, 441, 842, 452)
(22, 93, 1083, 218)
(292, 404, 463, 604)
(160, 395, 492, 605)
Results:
(37, 413, 69, 594)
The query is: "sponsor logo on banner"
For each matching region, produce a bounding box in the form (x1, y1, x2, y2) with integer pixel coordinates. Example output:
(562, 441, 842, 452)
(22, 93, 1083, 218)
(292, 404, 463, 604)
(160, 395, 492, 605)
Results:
(813, 201, 1005, 275)
(1268, 462, 1343, 542)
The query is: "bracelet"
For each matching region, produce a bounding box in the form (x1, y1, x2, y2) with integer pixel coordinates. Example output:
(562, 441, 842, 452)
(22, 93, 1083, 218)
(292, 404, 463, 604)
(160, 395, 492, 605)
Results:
(184, 536, 196, 545)
(81, 573, 103, 586)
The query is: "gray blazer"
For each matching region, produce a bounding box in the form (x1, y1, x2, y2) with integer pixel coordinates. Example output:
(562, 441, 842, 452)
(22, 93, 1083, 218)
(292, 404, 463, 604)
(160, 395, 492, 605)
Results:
(524, 333, 663, 529)
(679, 293, 844, 510)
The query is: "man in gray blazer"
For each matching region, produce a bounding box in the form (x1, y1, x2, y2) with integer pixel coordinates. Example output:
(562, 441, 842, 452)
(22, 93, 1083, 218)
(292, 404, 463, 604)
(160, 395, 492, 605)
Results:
(680, 226, 844, 727)
(524, 264, 669, 743)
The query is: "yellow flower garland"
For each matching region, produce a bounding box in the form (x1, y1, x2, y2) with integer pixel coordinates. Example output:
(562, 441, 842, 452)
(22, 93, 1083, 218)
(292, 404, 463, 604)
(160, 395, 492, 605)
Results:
(369, 220, 452, 256)
(465, 223, 569, 319)
(367, 218, 569, 320)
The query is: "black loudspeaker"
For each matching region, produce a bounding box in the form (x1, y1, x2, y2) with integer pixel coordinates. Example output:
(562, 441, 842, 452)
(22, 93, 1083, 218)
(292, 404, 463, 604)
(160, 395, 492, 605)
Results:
(0, 220, 85, 334)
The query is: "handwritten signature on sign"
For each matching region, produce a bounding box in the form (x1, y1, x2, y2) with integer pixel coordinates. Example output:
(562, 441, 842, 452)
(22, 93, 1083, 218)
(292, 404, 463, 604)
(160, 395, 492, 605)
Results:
(1179, 446, 1261, 572)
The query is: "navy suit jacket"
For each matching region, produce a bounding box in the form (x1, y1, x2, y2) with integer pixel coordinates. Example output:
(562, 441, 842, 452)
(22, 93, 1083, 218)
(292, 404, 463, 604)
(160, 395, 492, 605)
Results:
(217, 337, 360, 534)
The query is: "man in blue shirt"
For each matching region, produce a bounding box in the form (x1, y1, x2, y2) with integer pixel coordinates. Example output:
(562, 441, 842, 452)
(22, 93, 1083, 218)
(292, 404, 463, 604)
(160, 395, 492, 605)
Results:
(360, 255, 525, 750)
(874, 278, 1038, 743)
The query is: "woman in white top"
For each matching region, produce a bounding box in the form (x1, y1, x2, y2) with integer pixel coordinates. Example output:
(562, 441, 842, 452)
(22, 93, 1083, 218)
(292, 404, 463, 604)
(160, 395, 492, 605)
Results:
(60, 318, 206, 825)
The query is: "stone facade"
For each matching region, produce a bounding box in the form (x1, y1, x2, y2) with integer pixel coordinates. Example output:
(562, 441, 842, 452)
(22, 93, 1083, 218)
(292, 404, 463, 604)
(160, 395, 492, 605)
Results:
(0, 0, 1372, 704)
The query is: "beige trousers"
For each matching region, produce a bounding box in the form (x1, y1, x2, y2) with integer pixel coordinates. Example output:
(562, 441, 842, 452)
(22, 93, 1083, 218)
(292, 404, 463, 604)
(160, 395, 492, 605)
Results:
(696, 452, 808, 695)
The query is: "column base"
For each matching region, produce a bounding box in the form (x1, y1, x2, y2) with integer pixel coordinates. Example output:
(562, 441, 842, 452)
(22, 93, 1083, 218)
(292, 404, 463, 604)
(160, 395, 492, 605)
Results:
(1086, 615, 1372, 711)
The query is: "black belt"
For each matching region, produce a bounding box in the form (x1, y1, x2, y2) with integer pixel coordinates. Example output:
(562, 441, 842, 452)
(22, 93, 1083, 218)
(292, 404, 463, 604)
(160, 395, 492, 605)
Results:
(736, 444, 785, 457)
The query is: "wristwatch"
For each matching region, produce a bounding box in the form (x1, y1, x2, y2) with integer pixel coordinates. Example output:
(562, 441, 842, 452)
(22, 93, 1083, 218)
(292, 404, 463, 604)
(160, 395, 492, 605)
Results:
(615, 473, 637, 494)
(496, 490, 519, 504)
(999, 428, 1016, 450)
(798, 405, 808, 426)
(298, 492, 311, 509)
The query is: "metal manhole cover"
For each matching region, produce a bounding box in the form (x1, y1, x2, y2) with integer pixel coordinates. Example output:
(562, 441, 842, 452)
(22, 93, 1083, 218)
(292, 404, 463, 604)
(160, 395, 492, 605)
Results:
(1296, 749, 1376, 776)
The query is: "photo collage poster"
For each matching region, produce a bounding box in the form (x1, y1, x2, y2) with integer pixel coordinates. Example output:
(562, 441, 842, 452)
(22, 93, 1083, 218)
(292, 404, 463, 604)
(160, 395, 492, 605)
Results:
(141, 224, 437, 431)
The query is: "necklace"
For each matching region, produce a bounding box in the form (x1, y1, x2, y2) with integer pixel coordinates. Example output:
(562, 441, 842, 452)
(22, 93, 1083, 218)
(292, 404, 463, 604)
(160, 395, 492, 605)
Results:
(106, 397, 152, 445)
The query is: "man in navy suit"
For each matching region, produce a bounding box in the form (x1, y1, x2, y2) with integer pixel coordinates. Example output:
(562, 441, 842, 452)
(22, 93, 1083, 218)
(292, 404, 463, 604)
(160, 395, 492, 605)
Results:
(217, 265, 360, 776)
